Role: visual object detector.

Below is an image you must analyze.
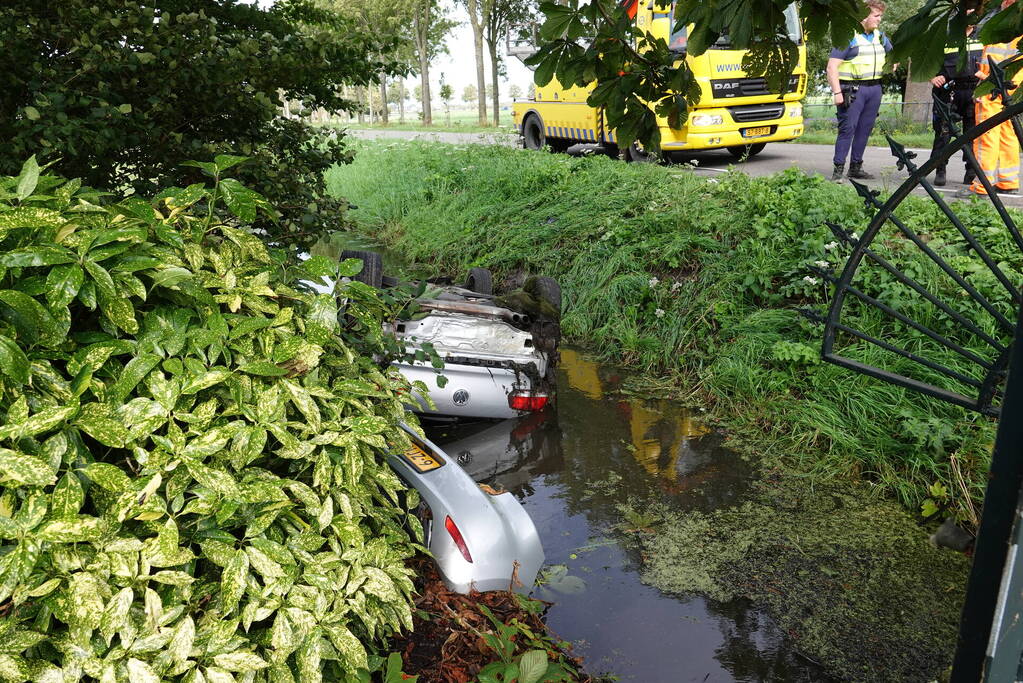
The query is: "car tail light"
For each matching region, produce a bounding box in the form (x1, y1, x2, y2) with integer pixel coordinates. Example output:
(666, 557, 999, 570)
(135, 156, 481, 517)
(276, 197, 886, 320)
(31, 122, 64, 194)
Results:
(444, 515, 473, 563)
(508, 391, 548, 412)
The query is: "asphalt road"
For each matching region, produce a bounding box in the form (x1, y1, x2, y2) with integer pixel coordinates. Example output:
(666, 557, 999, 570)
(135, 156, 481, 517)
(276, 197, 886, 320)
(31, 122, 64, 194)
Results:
(349, 128, 1023, 207)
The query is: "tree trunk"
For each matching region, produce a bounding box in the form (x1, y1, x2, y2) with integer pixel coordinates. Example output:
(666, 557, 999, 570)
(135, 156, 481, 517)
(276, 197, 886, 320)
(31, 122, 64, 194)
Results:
(903, 60, 933, 125)
(399, 79, 406, 124)
(489, 42, 500, 127)
(357, 86, 365, 123)
(379, 75, 389, 125)
(414, 4, 432, 125)
(467, 0, 488, 126)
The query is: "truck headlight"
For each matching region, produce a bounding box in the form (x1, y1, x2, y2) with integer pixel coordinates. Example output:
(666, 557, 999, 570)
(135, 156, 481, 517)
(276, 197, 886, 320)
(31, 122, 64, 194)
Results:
(788, 105, 802, 118)
(691, 114, 723, 127)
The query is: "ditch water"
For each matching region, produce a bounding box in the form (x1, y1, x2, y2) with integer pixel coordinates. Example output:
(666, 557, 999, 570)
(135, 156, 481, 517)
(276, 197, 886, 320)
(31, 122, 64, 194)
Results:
(423, 348, 834, 683)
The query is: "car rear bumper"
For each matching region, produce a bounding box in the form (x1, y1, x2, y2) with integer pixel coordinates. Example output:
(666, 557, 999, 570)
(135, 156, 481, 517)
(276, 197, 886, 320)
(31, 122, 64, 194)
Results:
(396, 359, 544, 420)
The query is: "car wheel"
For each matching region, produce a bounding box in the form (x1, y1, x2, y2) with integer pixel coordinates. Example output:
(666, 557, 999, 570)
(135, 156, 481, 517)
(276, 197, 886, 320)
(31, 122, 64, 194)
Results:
(526, 276, 561, 316)
(464, 267, 493, 295)
(726, 142, 766, 161)
(339, 249, 383, 288)
(522, 115, 546, 151)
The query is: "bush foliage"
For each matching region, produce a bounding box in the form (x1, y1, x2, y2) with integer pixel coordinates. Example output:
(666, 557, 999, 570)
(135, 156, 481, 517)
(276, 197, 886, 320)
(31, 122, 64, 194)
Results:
(0, 157, 424, 682)
(0, 0, 396, 251)
(328, 141, 1020, 522)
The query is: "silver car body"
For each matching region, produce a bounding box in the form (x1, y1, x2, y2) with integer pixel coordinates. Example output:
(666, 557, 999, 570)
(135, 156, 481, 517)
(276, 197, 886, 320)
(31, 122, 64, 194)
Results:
(388, 424, 545, 593)
(387, 293, 551, 420)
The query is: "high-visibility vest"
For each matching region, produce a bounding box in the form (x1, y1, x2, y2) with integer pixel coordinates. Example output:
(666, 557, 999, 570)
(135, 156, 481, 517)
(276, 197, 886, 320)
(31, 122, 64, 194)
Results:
(976, 37, 1022, 85)
(838, 32, 887, 81)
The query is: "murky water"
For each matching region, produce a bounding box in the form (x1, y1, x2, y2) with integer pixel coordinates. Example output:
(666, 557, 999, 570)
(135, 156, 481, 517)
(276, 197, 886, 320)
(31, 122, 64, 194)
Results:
(425, 348, 833, 683)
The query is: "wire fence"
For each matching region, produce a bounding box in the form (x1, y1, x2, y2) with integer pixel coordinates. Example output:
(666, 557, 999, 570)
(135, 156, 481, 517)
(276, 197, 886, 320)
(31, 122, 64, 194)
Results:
(803, 101, 935, 137)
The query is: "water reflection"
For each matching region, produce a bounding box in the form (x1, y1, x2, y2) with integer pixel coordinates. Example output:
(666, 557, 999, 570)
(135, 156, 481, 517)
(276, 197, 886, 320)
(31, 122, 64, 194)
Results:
(424, 347, 833, 682)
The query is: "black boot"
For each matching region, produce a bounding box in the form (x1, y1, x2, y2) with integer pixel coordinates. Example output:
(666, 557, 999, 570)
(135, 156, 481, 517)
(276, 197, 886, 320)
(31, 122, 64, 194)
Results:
(848, 162, 874, 180)
(831, 164, 845, 181)
(963, 169, 976, 185)
(934, 167, 946, 186)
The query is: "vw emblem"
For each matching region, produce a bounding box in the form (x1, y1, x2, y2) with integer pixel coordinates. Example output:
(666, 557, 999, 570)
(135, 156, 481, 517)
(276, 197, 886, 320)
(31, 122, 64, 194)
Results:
(452, 389, 470, 406)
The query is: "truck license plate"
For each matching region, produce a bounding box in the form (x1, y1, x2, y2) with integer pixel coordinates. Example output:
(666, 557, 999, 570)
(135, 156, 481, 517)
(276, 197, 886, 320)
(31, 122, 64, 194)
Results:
(743, 126, 771, 138)
(402, 442, 444, 472)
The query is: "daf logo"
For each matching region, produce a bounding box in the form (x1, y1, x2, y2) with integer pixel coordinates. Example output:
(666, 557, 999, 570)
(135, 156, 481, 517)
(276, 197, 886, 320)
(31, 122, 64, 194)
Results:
(452, 389, 470, 406)
(714, 82, 739, 90)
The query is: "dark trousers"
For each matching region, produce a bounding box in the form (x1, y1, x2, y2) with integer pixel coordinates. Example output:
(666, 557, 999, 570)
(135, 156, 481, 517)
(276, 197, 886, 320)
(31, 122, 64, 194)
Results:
(833, 83, 883, 166)
(930, 86, 977, 174)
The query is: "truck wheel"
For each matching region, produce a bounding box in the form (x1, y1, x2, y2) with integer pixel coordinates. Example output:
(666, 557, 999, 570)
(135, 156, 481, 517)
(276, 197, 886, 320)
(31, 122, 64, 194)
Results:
(464, 267, 493, 295)
(622, 141, 657, 163)
(726, 142, 766, 161)
(526, 276, 561, 316)
(339, 250, 383, 288)
(523, 115, 546, 151)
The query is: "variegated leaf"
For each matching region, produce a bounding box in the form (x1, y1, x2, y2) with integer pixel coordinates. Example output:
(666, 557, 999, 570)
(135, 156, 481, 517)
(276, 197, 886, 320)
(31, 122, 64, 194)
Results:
(126, 658, 160, 683)
(220, 550, 249, 613)
(211, 652, 268, 673)
(36, 516, 103, 543)
(323, 624, 367, 671)
(168, 615, 196, 663)
(76, 403, 130, 448)
(99, 587, 134, 646)
(0, 449, 56, 487)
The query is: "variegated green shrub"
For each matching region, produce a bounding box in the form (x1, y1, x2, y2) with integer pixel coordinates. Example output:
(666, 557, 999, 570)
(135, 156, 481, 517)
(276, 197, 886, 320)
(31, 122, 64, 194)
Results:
(0, 157, 425, 682)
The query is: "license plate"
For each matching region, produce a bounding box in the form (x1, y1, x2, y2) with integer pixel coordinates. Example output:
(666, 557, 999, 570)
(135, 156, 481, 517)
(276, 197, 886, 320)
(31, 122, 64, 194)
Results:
(743, 126, 771, 138)
(402, 442, 444, 472)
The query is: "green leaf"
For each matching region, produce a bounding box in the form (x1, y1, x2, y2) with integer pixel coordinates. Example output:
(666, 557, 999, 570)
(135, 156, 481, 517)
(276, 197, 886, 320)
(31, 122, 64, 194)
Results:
(107, 354, 161, 404)
(0, 335, 28, 385)
(325, 624, 368, 671)
(126, 658, 160, 683)
(168, 616, 195, 662)
(214, 155, 250, 173)
(76, 403, 130, 448)
(23, 106, 40, 121)
(118, 103, 133, 114)
(220, 549, 249, 613)
(36, 516, 104, 542)
(0, 653, 29, 681)
(238, 361, 287, 377)
(149, 266, 194, 290)
(518, 650, 550, 683)
(212, 651, 268, 672)
(51, 473, 84, 518)
(15, 156, 40, 201)
(81, 462, 131, 492)
(0, 207, 65, 232)
(0, 449, 56, 486)
(219, 178, 258, 222)
(0, 289, 63, 348)
(181, 367, 233, 395)
(0, 246, 76, 268)
(46, 263, 85, 309)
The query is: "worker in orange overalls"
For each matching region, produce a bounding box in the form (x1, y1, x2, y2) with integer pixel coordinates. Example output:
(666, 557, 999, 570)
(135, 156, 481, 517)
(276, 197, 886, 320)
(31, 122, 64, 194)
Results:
(959, 0, 1022, 197)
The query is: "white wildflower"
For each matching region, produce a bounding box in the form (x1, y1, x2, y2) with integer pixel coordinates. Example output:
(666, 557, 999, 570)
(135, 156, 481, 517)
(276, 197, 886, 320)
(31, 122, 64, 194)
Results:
(671, 281, 683, 292)
(648, 277, 660, 288)
(850, 232, 859, 240)
(814, 260, 830, 269)
(803, 276, 820, 285)
(654, 308, 666, 318)
(824, 241, 839, 250)
(690, 159, 700, 167)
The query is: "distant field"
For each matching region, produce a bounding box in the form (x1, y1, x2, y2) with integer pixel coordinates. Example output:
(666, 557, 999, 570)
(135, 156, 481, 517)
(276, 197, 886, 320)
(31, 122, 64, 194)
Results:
(331, 110, 518, 135)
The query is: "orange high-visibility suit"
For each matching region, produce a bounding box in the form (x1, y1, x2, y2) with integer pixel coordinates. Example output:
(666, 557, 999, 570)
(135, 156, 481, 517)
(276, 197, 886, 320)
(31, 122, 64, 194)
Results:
(970, 37, 1022, 195)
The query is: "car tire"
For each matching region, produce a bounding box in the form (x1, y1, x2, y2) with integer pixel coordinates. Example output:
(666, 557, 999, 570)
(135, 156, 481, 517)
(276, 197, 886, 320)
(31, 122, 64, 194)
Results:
(523, 115, 546, 151)
(726, 142, 766, 161)
(464, 267, 493, 295)
(339, 249, 383, 288)
(526, 276, 561, 316)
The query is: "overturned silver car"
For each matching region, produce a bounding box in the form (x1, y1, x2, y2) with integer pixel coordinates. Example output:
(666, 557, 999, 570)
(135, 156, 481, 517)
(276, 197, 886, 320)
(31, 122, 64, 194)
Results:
(342, 251, 561, 421)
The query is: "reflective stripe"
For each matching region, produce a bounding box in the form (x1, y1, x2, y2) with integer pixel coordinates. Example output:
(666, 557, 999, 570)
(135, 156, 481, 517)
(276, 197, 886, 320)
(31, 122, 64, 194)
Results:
(838, 32, 887, 81)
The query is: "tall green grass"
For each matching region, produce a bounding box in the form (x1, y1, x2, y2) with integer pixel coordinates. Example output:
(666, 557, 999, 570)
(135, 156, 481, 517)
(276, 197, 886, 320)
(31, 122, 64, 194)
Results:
(326, 140, 1019, 522)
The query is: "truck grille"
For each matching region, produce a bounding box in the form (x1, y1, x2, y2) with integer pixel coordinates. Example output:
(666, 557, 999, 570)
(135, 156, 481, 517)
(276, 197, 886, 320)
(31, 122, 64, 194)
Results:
(710, 75, 801, 99)
(728, 103, 785, 123)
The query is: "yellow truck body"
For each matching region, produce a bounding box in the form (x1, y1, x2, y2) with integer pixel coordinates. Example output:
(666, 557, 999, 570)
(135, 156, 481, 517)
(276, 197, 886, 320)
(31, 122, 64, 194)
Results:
(512, 3, 807, 158)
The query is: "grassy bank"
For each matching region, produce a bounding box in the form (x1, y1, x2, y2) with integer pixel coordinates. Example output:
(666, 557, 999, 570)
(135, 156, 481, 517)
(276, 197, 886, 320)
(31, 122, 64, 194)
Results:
(327, 141, 1015, 523)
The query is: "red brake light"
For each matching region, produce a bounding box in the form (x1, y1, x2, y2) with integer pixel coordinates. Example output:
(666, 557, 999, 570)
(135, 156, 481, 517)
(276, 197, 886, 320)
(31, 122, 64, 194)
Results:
(444, 515, 473, 563)
(508, 391, 548, 412)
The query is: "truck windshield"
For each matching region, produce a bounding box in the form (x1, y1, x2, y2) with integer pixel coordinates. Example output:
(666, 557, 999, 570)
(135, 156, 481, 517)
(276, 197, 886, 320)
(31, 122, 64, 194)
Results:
(670, 3, 802, 51)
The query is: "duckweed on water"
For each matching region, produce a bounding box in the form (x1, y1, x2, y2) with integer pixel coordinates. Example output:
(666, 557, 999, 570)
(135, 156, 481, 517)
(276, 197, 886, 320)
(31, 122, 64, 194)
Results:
(617, 467, 968, 682)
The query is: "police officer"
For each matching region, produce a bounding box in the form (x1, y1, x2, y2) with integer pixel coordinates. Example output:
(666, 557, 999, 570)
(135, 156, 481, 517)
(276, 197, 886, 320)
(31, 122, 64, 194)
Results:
(928, 26, 983, 186)
(827, 0, 893, 181)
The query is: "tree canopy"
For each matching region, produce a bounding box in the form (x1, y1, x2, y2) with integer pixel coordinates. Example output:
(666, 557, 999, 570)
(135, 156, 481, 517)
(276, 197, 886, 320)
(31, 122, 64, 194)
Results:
(0, 0, 403, 252)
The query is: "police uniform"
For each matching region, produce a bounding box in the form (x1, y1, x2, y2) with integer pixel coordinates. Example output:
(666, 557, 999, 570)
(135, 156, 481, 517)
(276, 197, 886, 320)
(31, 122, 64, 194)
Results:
(831, 30, 893, 177)
(929, 38, 983, 185)
(966, 37, 1022, 196)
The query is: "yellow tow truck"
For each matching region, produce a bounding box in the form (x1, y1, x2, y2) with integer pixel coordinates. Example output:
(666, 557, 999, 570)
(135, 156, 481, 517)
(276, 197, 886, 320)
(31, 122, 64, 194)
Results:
(511, 2, 807, 161)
